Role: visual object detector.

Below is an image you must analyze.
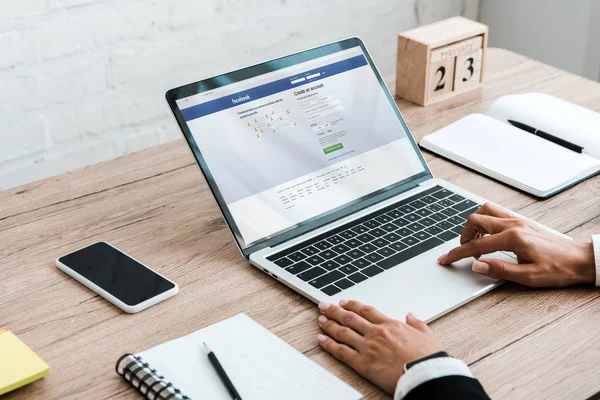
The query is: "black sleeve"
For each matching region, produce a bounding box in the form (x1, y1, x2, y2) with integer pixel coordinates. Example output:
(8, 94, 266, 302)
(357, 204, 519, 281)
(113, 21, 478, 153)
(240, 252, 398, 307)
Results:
(402, 353, 490, 400)
(403, 375, 490, 400)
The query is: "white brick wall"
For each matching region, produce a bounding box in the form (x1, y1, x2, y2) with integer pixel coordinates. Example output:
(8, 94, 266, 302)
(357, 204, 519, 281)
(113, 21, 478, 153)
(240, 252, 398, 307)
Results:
(0, 0, 479, 190)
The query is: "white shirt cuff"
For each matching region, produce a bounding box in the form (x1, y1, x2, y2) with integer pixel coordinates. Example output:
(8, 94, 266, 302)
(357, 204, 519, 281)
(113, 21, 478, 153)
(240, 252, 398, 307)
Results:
(394, 357, 474, 400)
(592, 235, 600, 287)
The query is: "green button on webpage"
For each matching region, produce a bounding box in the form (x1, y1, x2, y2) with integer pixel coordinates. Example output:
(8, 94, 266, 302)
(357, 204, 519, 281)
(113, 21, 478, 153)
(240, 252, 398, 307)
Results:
(323, 143, 344, 154)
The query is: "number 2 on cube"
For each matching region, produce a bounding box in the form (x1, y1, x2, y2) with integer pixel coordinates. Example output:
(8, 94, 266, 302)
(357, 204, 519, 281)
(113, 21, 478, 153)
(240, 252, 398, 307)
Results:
(434, 66, 446, 91)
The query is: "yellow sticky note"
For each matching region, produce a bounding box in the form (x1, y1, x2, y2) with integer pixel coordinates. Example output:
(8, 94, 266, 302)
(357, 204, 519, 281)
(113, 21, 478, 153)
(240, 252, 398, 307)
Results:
(0, 331, 50, 395)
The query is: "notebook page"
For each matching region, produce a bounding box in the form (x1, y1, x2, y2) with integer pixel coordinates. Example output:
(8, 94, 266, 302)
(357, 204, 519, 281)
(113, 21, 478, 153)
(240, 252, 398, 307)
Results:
(487, 93, 600, 159)
(137, 313, 362, 400)
(420, 114, 600, 194)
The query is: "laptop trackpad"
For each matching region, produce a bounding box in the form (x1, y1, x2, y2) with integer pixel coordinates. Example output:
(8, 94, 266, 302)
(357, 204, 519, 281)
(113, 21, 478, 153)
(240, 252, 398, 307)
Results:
(342, 245, 516, 323)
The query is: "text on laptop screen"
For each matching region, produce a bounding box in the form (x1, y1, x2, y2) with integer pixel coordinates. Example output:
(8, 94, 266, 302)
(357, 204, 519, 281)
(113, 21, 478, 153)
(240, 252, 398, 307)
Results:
(177, 46, 426, 246)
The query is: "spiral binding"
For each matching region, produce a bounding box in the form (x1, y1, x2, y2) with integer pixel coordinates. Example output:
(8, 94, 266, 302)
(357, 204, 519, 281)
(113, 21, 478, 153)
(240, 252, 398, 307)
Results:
(116, 353, 191, 400)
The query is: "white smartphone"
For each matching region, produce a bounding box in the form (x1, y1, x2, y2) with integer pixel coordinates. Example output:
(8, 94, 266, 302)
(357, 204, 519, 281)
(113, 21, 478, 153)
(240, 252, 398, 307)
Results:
(55, 241, 179, 313)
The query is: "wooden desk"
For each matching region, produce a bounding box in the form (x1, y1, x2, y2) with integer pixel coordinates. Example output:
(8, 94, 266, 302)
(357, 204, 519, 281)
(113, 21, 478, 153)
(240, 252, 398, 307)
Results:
(2, 48, 600, 399)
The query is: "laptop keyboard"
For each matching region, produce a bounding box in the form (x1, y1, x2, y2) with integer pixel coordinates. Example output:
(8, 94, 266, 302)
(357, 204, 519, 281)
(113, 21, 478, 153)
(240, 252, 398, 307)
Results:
(267, 185, 480, 296)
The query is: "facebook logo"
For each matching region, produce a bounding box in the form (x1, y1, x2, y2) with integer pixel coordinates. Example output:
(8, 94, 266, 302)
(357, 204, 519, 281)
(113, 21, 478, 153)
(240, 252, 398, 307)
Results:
(232, 94, 250, 104)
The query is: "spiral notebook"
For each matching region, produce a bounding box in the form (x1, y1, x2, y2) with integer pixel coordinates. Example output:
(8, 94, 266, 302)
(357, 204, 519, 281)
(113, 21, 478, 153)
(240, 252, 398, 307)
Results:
(115, 313, 362, 400)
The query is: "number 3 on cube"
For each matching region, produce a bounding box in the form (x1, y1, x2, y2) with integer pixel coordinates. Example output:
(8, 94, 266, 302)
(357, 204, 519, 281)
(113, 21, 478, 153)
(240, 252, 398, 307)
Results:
(454, 49, 482, 91)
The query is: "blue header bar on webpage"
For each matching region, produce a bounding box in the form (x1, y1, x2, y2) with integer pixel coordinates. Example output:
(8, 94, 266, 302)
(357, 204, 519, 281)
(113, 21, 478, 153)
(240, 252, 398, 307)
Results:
(180, 55, 368, 121)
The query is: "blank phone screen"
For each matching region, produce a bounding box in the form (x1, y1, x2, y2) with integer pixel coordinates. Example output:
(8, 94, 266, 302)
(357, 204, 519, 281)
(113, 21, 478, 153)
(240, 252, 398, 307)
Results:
(59, 242, 175, 306)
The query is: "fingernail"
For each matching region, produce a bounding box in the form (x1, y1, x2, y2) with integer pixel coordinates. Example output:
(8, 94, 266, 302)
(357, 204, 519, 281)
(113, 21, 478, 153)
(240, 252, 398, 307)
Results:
(472, 260, 489, 274)
(408, 312, 420, 320)
(318, 302, 331, 311)
(339, 300, 348, 307)
(318, 315, 328, 324)
(317, 334, 327, 343)
(437, 254, 447, 264)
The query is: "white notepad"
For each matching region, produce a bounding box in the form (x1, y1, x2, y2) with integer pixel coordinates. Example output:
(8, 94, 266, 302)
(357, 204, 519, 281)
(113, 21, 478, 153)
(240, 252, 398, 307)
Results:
(420, 94, 600, 198)
(116, 313, 362, 400)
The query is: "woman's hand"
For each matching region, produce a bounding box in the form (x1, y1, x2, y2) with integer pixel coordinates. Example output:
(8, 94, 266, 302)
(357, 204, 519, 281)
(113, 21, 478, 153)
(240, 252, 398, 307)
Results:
(438, 202, 595, 287)
(317, 300, 443, 394)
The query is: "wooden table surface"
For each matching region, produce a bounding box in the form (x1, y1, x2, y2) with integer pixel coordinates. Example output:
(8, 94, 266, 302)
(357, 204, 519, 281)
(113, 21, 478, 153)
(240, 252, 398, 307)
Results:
(2, 48, 600, 400)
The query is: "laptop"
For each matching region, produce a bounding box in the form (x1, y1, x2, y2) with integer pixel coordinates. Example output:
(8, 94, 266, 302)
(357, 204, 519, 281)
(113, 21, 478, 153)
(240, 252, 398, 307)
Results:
(166, 37, 516, 322)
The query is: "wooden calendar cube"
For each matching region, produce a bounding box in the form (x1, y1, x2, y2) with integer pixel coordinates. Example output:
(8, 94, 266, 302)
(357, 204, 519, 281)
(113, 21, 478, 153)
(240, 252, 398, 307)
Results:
(396, 16, 488, 106)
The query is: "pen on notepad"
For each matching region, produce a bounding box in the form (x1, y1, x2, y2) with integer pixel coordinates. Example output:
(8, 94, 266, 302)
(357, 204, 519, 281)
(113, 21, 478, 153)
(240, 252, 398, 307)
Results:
(203, 342, 242, 400)
(507, 119, 584, 153)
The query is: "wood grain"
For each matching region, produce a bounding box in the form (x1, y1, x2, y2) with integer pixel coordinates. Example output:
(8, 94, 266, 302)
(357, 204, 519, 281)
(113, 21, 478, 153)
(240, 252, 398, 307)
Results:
(1, 48, 599, 399)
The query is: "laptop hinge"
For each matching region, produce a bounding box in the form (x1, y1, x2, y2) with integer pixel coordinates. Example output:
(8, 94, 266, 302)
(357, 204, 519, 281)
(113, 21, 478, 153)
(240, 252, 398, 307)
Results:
(261, 173, 432, 252)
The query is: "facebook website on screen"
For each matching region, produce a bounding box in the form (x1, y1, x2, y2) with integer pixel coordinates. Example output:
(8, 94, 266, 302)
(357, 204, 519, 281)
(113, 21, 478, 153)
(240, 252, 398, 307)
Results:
(177, 47, 425, 246)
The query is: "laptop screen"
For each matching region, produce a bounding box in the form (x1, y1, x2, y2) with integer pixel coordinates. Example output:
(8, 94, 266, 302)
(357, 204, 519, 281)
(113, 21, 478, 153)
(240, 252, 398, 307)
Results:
(169, 39, 429, 252)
